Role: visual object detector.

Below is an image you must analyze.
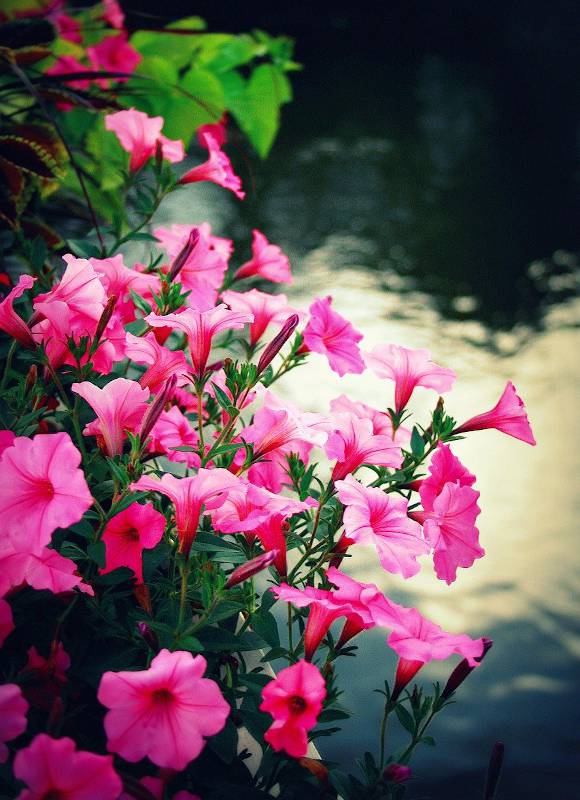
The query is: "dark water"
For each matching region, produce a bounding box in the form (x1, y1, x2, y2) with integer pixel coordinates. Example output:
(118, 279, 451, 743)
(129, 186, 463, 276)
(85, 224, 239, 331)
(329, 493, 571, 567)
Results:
(144, 2, 580, 796)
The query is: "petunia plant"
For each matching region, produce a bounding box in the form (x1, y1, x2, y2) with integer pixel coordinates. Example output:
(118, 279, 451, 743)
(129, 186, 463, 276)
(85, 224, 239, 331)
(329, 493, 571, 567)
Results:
(0, 31, 534, 800)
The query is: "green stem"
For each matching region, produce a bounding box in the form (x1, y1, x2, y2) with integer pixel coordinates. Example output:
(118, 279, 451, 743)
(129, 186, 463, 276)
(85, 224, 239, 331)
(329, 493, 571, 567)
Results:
(379, 701, 392, 769)
(287, 603, 294, 652)
(176, 560, 191, 634)
(0, 340, 17, 391)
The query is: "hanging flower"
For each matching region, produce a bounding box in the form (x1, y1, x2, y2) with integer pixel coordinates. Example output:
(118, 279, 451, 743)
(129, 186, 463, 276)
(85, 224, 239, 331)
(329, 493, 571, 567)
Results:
(234, 229, 292, 283)
(100, 502, 165, 584)
(302, 296, 365, 376)
(0, 274, 35, 346)
(178, 131, 245, 198)
(98, 650, 229, 770)
(125, 332, 189, 393)
(454, 381, 536, 445)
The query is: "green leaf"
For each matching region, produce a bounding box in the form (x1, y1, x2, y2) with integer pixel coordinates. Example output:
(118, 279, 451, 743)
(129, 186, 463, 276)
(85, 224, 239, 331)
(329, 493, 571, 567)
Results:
(197, 626, 266, 652)
(206, 35, 258, 73)
(395, 703, 416, 734)
(67, 238, 102, 259)
(208, 719, 238, 764)
(162, 68, 225, 143)
(410, 427, 425, 459)
(87, 541, 105, 568)
(208, 600, 245, 624)
(250, 611, 280, 649)
(176, 635, 204, 653)
(420, 735, 436, 746)
(236, 64, 290, 157)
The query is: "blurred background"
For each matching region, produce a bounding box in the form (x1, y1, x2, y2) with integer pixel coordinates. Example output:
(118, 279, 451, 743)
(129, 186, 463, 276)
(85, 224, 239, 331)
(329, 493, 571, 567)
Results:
(130, 2, 580, 797)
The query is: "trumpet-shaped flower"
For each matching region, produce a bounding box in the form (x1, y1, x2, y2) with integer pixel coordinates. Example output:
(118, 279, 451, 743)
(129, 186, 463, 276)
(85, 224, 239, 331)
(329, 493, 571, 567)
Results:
(234, 229, 292, 283)
(326, 415, 402, 481)
(212, 482, 310, 535)
(130, 469, 241, 557)
(0, 432, 93, 552)
(147, 406, 200, 468)
(302, 296, 365, 376)
(98, 650, 229, 770)
(260, 660, 326, 758)
(101, 502, 165, 584)
(91, 254, 160, 322)
(330, 394, 411, 445)
(454, 381, 536, 445)
(0, 598, 14, 647)
(0, 538, 94, 597)
(221, 289, 298, 345)
(145, 305, 253, 378)
(156, 222, 233, 265)
(34, 255, 106, 329)
(335, 474, 428, 578)
(365, 344, 456, 413)
(0, 274, 35, 346)
(125, 332, 189, 392)
(105, 109, 184, 172)
(87, 33, 141, 87)
(0, 684, 28, 763)
(13, 734, 122, 799)
(72, 378, 150, 457)
(418, 442, 476, 510)
(179, 131, 244, 198)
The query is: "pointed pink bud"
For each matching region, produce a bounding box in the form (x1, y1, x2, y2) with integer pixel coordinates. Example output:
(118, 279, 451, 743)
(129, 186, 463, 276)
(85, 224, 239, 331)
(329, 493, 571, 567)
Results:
(257, 313, 300, 374)
(391, 658, 424, 702)
(441, 637, 493, 700)
(383, 764, 412, 784)
(225, 549, 279, 589)
(90, 294, 118, 354)
(168, 228, 200, 283)
(139, 374, 177, 443)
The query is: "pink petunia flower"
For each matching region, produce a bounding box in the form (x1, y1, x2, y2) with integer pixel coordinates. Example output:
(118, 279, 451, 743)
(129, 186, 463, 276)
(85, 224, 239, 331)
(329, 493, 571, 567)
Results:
(87, 33, 142, 87)
(20, 642, 70, 711)
(105, 109, 184, 172)
(335, 474, 429, 578)
(234, 229, 292, 284)
(365, 344, 456, 413)
(72, 378, 150, 457)
(101, 502, 165, 584)
(0, 274, 35, 346)
(225, 549, 279, 589)
(454, 381, 536, 445)
(145, 305, 253, 379)
(0, 430, 16, 456)
(13, 734, 122, 799)
(179, 131, 245, 198)
(130, 469, 241, 557)
(125, 332, 189, 392)
(0, 432, 93, 553)
(156, 222, 233, 265)
(0, 597, 14, 648)
(34, 254, 106, 330)
(302, 296, 365, 376)
(418, 442, 476, 510)
(330, 394, 411, 446)
(221, 289, 298, 346)
(0, 538, 94, 597)
(101, 0, 125, 29)
(325, 415, 403, 481)
(54, 13, 82, 43)
(147, 406, 201, 468)
(0, 684, 28, 763)
(91, 253, 161, 322)
(211, 481, 310, 535)
(98, 649, 229, 770)
(260, 660, 326, 758)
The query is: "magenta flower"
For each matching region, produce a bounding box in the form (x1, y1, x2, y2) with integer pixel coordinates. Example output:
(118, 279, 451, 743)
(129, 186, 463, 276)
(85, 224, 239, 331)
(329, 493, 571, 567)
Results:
(102, 0, 124, 28)
(0, 430, 15, 456)
(325, 415, 403, 481)
(0, 274, 35, 346)
(91, 254, 160, 322)
(179, 131, 245, 198)
(0, 684, 28, 763)
(72, 378, 150, 457)
(0, 597, 14, 648)
(418, 442, 476, 510)
(98, 649, 229, 770)
(147, 406, 200, 468)
(101, 502, 165, 584)
(384, 764, 412, 784)
(54, 13, 82, 44)
(330, 394, 411, 445)
(130, 469, 241, 556)
(125, 332, 189, 392)
(221, 289, 298, 346)
(145, 305, 253, 379)
(234, 229, 292, 283)
(13, 734, 122, 799)
(365, 344, 456, 413)
(302, 296, 365, 376)
(34, 254, 106, 330)
(156, 221, 233, 266)
(454, 381, 536, 445)
(335, 474, 429, 578)
(212, 482, 310, 535)
(87, 33, 142, 87)
(105, 108, 184, 172)
(0, 539, 94, 597)
(0, 432, 93, 552)
(260, 660, 326, 758)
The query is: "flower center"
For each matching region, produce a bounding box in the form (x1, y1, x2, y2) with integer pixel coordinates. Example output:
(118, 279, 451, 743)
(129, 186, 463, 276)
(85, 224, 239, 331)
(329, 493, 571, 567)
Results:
(123, 527, 140, 542)
(41, 791, 64, 800)
(288, 695, 307, 715)
(152, 688, 174, 707)
(35, 479, 55, 498)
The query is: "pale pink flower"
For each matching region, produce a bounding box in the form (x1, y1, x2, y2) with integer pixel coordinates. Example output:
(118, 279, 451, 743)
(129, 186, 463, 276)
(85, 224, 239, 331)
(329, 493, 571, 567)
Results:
(454, 381, 536, 445)
(87, 33, 141, 87)
(91, 253, 160, 322)
(221, 289, 298, 345)
(365, 344, 456, 413)
(72, 378, 150, 457)
(98, 650, 229, 770)
(302, 296, 365, 376)
(0, 684, 28, 763)
(234, 229, 292, 283)
(260, 660, 326, 758)
(0, 539, 94, 597)
(325, 415, 403, 481)
(156, 222, 233, 265)
(147, 406, 200, 468)
(0, 597, 14, 648)
(105, 108, 184, 172)
(102, 0, 124, 28)
(330, 394, 411, 445)
(211, 481, 310, 535)
(130, 469, 241, 556)
(34, 254, 106, 329)
(125, 331, 189, 392)
(13, 734, 122, 799)
(0, 432, 93, 552)
(179, 131, 245, 198)
(101, 502, 165, 583)
(145, 305, 253, 379)
(418, 442, 476, 510)
(0, 274, 35, 346)
(335, 474, 428, 578)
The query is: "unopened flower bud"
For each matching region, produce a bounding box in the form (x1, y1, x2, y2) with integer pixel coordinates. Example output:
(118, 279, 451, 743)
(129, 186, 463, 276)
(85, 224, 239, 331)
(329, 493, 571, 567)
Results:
(441, 638, 493, 700)
(257, 313, 300, 375)
(484, 741, 505, 799)
(90, 294, 117, 353)
(225, 549, 279, 589)
(139, 374, 177, 442)
(391, 658, 424, 702)
(384, 763, 411, 784)
(168, 228, 200, 283)
(137, 621, 159, 651)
